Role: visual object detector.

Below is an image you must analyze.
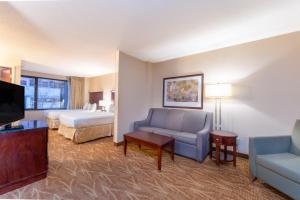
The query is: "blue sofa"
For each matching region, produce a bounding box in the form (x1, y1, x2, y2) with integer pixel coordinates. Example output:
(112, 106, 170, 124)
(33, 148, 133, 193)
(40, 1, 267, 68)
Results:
(134, 108, 213, 162)
(249, 120, 300, 199)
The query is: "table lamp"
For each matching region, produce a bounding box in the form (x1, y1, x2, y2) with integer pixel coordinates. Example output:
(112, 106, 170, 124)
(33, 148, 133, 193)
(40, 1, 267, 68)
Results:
(99, 100, 112, 112)
(206, 83, 232, 130)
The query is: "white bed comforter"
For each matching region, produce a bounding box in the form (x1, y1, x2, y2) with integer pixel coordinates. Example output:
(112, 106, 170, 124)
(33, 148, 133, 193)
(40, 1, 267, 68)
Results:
(59, 111, 114, 128)
(44, 109, 88, 119)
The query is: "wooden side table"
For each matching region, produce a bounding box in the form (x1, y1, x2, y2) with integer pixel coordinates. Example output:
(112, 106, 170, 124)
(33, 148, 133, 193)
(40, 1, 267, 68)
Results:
(209, 131, 238, 166)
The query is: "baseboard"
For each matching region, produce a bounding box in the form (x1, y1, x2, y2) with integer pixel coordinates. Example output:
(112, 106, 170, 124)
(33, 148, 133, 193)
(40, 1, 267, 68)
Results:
(115, 141, 249, 158)
(211, 147, 249, 159)
(114, 141, 124, 146)
(237, 152, 249, 159)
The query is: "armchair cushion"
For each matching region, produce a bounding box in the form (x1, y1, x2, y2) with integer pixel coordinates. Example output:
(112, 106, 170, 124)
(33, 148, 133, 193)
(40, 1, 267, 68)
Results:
(249, 135, 291, 177)
(249, 136, 291, 156)
(256, 153, 300, 185)
(291, 119, 300, 156)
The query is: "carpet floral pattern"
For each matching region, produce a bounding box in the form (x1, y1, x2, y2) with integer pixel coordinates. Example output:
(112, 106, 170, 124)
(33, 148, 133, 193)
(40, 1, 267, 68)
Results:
(0, 130, 290, 200)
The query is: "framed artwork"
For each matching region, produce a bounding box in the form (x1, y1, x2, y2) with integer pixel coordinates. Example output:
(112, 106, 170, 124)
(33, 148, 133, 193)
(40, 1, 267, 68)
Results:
(163, 74, 204, 109)
(0, 67, 12, 83)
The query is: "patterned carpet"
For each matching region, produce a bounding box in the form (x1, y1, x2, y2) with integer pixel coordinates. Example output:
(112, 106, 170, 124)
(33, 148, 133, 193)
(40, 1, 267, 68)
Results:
(0, 130, 290, 200)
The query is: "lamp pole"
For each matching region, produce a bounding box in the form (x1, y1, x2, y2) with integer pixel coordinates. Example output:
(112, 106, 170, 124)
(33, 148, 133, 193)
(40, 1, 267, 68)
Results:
(206, 83, 232, 131)
(215, 97, 222, 130)
(214, 98, 218, 130)
(219, 97, 222, 130)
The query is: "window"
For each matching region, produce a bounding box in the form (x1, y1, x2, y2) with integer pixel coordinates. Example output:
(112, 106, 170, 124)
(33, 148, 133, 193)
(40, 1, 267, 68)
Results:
(21, 76, 35, 109)
(21, 76, 68, 110)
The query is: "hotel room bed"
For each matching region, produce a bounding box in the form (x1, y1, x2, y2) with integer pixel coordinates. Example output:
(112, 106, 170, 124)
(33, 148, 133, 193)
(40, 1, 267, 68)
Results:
(45, 109, 87, 129)
(58, 111, 114, 143)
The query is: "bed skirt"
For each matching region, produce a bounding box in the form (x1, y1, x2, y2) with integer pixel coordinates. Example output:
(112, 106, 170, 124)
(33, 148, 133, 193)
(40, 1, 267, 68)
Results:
(58, 123, 113, 143)
(47, 118, 60, 129)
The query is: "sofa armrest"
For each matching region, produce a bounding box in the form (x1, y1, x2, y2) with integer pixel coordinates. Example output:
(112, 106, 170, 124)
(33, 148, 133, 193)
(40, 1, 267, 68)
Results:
(133, 108, 154, 131)
(197, 127, 211, 136)
(133, 120, 149, 131)
(195, 113, 213, 161)
(249, 135, 291, 177)
(195, 127, 211, 161)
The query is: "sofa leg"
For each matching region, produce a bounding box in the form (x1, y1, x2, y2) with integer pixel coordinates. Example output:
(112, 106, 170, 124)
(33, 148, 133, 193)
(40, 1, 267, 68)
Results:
(251, 177, 257, 182)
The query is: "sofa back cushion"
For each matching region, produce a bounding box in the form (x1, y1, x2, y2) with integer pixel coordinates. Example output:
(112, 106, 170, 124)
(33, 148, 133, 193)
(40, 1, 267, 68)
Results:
(182, 110, 207, 133)
(149, 108, 208, 133)
(164, 109, 185, 131)
(291, 120, 300, 156)
(150, 108, 168, 128)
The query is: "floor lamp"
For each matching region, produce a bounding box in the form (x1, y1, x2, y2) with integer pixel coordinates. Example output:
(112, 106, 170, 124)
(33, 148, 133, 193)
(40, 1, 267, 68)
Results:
(206, 83, 232, 130)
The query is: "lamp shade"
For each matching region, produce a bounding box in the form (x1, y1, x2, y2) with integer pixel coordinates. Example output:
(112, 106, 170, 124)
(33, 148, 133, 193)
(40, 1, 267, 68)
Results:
(205, 83, 232, 98)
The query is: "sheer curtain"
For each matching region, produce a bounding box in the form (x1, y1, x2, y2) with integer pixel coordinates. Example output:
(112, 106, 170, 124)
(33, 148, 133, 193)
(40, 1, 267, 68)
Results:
(68, 76, 85, 109)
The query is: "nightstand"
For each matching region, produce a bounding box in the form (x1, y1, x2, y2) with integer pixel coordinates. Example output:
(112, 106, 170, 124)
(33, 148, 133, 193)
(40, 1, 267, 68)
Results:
(209, 130, 238, 166)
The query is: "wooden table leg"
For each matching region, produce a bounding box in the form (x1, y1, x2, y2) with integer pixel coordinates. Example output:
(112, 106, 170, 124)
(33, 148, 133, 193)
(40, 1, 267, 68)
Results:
(224, 145, 227, 161)
(209, 135, 212, 159)
(216, 142, 220, 166)
(233, 142, 237, 167)
(138, 144, 141, 150)
(158, 148, 162, 171)
(170, 140, 174, 161)
(124, 137, 127, 156)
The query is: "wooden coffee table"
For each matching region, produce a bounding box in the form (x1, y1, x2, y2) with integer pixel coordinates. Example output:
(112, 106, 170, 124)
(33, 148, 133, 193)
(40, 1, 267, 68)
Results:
(124, 131, 175, 171)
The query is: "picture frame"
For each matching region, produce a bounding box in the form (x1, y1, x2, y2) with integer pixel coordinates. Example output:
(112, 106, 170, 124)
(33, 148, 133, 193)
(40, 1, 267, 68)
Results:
(163, 74, 204, 109)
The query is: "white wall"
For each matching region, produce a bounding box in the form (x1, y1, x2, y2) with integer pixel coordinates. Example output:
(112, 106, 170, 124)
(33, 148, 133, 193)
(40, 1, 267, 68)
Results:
(114, 52, 152, 143)
(87, 73, 116, 103)
(22, 69, 67, 80)
(151, 32, 300, 154)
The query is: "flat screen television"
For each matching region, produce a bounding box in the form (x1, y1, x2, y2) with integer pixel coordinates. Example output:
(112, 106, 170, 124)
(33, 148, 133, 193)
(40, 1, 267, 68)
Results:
(0, 81, 24, 126)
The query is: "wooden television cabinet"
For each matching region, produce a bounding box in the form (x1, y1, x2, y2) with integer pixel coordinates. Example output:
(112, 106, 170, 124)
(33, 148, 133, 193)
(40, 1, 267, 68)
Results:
(0, 120, 48, 194)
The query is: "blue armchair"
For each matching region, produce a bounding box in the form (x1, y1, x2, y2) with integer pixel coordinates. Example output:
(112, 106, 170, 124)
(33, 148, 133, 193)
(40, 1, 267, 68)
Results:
(249, 120, 300, 199)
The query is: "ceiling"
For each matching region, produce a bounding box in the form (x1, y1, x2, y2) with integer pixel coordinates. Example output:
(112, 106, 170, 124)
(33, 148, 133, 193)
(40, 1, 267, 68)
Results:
(1, 0, 300, 77)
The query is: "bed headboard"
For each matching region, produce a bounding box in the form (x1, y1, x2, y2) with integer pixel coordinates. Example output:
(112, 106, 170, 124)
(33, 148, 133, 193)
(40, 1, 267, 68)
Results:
(89, 92, 103, 109)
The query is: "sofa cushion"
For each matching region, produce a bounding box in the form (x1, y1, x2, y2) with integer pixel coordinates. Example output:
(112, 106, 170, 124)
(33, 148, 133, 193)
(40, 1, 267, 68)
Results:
(182, 111, 207, 133)
(256, 153, 300, 184)
(138, 126, 177, 137)
(165, 109, 185, 131)
(173, 132, 197, 145)
(138, 126, 197, 145)
(150, 109, 168, 128)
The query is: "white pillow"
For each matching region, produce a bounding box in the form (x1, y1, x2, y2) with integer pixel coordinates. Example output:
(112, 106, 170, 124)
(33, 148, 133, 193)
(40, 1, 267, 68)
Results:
(83, 103, 89, 110)
(89, 103, 97, 112)
(87, 103, 92, 110)
(108, 104, 114, 113)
